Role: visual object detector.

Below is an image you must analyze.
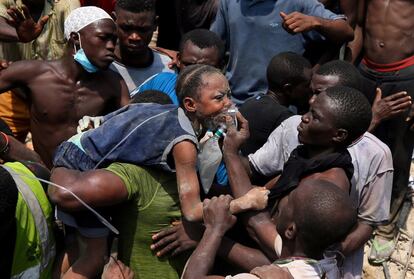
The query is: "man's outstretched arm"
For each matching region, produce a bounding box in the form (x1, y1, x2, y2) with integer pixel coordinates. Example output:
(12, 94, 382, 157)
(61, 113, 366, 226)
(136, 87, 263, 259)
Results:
(48, 167, 129, 211)
(0, 60, 37, 92)
(182, 195, 235, 279)
(223, 113, 279, 259)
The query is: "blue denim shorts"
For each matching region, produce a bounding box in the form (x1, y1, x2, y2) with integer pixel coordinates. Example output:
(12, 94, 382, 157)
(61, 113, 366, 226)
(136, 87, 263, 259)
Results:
(53, 141, 96, 171)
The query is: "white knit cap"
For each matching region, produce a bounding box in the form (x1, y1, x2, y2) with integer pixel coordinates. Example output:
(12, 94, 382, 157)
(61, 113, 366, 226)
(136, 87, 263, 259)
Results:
(64, 6, 113, 40)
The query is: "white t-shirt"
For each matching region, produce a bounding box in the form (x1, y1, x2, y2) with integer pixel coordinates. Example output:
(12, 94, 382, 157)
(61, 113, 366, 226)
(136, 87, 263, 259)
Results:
(225, 257, 339, 279)
(109, 50, 174, 94)
(248, 115, 394, 278)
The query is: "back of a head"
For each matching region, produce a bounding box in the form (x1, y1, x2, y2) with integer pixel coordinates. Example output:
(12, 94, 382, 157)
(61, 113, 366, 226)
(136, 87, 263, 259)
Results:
(131, 90, 173, 105)
(179, 29, 225, 62)
(266, 52, 311, 91)
(324, 86, 372, 145)
(115, 0, 155, 13)
(294, 179, 357, 254)
(0, 166, 18, 236)
(176, 64, 223, 107)
(316, 60, 362, 91)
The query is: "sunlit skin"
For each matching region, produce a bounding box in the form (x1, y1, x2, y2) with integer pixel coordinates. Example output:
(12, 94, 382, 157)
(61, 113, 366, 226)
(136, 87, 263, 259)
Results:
(0, 19, 130, 168)
(113, 8, 157, 67)
(362, 0, 414, 64)
(297, 93, 338, 147)
(309, 74, 339, 99)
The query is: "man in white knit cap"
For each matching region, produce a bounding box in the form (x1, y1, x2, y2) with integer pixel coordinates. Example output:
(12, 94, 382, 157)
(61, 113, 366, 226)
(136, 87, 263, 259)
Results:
(0, 6, 130, 169)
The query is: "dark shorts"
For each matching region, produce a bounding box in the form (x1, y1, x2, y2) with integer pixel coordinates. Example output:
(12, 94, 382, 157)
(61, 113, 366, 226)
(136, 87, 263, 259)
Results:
(53, 141, 111, 237)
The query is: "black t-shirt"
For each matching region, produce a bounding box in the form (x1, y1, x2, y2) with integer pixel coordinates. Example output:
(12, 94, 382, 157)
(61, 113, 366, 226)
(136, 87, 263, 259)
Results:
(239, 94, 293, 156)
(0, 118, 13, 136)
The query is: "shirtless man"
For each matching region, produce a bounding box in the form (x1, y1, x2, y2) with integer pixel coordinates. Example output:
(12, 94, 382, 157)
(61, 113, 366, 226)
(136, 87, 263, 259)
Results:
(352, 0, 414, 263)
(0, 6, 129, 168)
(182, 180, 357, 279)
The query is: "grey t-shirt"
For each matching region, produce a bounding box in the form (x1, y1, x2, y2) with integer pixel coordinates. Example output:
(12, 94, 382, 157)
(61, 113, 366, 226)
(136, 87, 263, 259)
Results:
(110, 50, 174, 94)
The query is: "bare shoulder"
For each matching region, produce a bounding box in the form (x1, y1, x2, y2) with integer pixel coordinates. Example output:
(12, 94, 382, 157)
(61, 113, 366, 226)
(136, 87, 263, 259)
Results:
(1, 60, 57, 83)
(173, 140, 198, 165)
(7, 59, 49, 73)
(304, 168, 350, 192)
(99, 70, 125, 91)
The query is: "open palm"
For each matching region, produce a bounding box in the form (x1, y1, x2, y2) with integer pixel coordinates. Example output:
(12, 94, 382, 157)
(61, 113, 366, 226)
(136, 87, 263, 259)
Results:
(6, 5, 49, 43)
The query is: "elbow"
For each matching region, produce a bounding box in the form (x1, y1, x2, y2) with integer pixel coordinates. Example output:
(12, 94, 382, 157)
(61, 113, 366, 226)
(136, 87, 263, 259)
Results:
(339, 20, 355, 42)
(48, 185, 79, 211)
(182, 210, 199, 222)
(345, 26, 355, 42)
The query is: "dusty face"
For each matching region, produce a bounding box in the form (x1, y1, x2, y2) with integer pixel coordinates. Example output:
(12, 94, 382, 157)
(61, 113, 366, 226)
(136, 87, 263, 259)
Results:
(77, 19, 117, 69)
(194, 73, 232, 130)
(297, 92, 338, 147)
(115, 8, 156, 55)
(309, 74, 340, 104)
(177, 41, 222, 71)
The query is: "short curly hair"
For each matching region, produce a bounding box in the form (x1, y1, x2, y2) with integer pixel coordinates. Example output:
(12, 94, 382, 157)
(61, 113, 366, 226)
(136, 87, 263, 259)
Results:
(324, 86, 372, 145)
(115, 0, 155, 13)
(179, 29, 225, 62)
(316, 60, 362, 91)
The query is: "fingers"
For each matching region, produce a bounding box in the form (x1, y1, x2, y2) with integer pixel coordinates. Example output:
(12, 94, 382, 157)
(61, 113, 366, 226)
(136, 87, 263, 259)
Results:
(202, 198, 211, 208)
(171, 245, 187, 257)
(7, 7, 25, 24)
(406, 104, 414, 128)
(236, 111, 249, 131)
(93, 116, 104, 128)
(38, 15, 49, 27)
(384, 90, 406, 101)
(0, 60, 10, 70)
(155, 241, 180, 257)
(373, 87, 382, 103)
(114, 258, 135, 279)
(21, 4, 31, 19)
(150, 232, 177, 251)
(77, 115, 91, 133)
(279, 12, 309, 33)
(385, 94, 411, 117)
(220, 194, 234, 206)
(391, 99, 412, 110)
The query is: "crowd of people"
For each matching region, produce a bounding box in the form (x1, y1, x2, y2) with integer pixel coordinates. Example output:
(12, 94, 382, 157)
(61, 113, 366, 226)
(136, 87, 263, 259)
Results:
(0, 0, 413, 278)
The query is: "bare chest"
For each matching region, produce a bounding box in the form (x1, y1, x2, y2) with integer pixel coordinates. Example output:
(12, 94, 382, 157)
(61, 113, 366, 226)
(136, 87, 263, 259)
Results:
(28, 76, 115, 125)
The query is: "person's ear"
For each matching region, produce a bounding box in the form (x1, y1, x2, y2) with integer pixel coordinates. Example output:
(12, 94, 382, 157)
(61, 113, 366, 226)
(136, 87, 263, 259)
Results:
(70, 32, 80, 50)
(282, 83, 293, 96)
(176, 52, 181, 68)
(333, 128, 348, 144)
(111, 11, 117, 21)
(183, 96, 197, 113)
(284, 222, 297, 240)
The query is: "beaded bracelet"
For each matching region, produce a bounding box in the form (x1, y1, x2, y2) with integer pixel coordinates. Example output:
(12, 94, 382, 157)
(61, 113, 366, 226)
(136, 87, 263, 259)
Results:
(0, 132, 10, 154)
